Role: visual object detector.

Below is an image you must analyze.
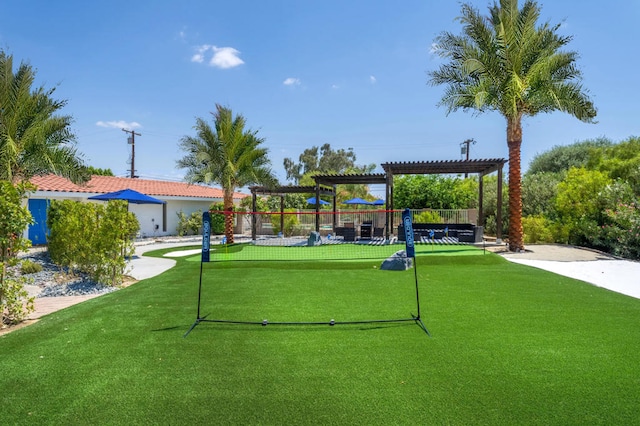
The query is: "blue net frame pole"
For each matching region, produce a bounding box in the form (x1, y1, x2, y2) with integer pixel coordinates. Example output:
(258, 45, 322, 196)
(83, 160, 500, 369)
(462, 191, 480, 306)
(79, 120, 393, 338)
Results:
(403, 208, 430, 336)
(184, 212, 212, 338)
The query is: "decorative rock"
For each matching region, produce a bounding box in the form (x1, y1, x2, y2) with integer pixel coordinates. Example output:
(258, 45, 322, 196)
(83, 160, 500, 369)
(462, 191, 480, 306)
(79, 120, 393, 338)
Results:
(14, 251, 118, 297)
(380, 250, 413, 271)
(307, 231, 322, 246)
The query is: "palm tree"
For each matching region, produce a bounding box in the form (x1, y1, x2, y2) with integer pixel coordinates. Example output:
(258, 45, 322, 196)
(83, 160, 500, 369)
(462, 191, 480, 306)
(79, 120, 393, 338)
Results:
(0, 52, 88, 185)
(428, 0, 596, 251)
(177, 104, 278, 243)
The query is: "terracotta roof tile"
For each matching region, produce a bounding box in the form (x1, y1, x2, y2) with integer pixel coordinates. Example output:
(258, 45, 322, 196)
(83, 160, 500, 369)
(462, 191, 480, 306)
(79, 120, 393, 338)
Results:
(30, 175, 248, 200)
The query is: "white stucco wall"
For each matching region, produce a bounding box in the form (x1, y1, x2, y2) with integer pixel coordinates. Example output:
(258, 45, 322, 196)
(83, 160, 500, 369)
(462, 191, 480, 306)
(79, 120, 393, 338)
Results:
(158, 199, 213, 238)
(23, 192, 244, 242)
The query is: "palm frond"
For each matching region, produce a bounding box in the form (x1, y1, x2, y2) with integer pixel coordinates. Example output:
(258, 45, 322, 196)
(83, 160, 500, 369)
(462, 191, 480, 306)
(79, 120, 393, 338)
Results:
(176, 103, 279, 194)
(429, 0, 595, 123)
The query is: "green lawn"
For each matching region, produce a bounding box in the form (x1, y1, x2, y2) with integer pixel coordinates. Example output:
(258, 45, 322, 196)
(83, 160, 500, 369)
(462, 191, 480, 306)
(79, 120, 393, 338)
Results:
(1, 246, 639, 425)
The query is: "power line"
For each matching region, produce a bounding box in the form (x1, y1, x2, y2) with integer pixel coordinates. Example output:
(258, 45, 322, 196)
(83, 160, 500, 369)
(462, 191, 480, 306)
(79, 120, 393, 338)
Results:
(122, 128, 141, 178)
(460, 138, 476, 177)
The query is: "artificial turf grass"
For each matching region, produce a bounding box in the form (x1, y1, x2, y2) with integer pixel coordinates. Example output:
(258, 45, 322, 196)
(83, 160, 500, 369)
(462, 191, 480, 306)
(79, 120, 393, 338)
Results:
(1, 251, 640, 424)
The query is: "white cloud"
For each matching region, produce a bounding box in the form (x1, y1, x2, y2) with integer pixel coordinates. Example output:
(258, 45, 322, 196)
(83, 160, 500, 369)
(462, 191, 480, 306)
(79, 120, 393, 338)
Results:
(191, 45, 244, 69)
(283, 77, 301, 86)
(210, 46, 244, 68)
(331, 84, 340, 89)
(96, 120, 141, 130)
(191, 44, 210, 63)
(369, 75, 377, 84)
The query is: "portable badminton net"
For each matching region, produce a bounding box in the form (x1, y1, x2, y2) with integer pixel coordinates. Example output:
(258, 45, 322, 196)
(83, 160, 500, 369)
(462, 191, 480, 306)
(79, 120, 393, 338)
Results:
(184, 209, 432, 336)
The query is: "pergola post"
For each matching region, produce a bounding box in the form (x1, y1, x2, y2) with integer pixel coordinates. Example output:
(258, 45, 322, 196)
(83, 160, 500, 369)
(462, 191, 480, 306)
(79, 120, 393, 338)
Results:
(251, 192, 257, 241)
(386, 173, 393, 239)
(280, 196, 285, 235)
(332, 184, 337, 231)
(315, 182, 320, 232)
(478, 174, 484, 227)
(496, 165, 504, 244)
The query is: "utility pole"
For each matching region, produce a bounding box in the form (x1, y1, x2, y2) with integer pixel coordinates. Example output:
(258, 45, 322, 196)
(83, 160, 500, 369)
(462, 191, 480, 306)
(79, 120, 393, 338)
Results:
(460, 138, 476, 178)
(122, 128, 141, 178)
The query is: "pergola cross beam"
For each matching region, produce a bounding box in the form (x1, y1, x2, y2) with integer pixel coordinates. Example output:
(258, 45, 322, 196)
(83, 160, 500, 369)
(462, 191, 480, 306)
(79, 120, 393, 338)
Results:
(381, 159, 507, 241)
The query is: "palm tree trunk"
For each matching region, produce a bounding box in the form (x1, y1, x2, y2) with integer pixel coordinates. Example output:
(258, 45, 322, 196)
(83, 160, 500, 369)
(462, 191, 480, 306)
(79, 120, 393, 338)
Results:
(507, 117, 524, 252)
(223, 192, 235, 244)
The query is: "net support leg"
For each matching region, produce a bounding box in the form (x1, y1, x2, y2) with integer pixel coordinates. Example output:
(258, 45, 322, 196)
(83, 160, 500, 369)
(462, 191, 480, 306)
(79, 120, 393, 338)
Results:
(413, 257, 430, 336)
(184, 261, 206, 338)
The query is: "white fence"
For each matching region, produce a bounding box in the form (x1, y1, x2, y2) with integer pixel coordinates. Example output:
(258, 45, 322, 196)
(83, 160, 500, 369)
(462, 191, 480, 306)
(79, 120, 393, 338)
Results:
(246, 209, 478, 237)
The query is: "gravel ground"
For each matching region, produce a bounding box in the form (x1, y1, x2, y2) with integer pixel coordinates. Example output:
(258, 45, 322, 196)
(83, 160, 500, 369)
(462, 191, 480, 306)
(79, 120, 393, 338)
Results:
(13, 251, 118, 298)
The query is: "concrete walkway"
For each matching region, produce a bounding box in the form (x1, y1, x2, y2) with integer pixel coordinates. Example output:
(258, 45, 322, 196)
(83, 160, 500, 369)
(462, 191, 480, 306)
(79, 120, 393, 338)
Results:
(500, 244, 640, 300)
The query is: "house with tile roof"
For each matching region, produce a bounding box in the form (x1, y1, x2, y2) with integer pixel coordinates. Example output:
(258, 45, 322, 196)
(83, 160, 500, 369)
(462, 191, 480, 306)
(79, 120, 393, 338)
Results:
(25, 175, 248, 244)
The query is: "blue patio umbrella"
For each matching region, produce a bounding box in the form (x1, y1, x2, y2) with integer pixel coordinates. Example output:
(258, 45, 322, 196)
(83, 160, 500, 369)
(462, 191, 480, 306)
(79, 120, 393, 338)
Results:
(371, 199, 385, 206)
(342, 197, 372, 205)
(306, 197, 330, 205)
(88, 188, 165, 204)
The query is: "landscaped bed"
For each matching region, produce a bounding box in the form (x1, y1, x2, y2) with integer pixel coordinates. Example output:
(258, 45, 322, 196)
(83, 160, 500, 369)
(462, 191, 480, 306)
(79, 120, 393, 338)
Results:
(1, 245, 639, 424)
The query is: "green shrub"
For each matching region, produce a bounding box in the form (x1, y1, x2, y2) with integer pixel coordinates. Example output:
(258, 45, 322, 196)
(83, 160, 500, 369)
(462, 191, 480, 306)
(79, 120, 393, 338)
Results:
(20, 259, 43, 274)
(549, 221, 570, 244)
(176, 210, 202, 236)
(47, 200, 139, 286)
(271, 209, 299, 237)
(522, 216, 555, 244)
(483, 215, 510, 239)
(601, 202, 640, 260)
(0, 181, 35, 325)
(1, 274, 34, 325)
(413, 210, 444, 223)
(208, 203, 226, 235)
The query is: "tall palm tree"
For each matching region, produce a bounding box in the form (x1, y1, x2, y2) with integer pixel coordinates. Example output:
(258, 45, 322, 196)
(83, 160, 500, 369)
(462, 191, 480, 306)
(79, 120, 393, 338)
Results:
(429, 0, 596, 251)
(177, 104, 278, 243)
(0, 52, 88, 185)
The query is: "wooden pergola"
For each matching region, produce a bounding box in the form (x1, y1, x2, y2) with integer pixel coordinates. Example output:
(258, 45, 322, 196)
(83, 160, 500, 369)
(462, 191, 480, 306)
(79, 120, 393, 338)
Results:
(250, 158, 507, 241)
(381, 159, 507, 241)
(311, 173, 387, 232)
(249, 185, 335, 240)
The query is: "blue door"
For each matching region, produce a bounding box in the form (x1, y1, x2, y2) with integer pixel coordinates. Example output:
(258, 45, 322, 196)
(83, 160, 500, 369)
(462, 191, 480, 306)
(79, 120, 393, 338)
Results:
(28, 199, 50, 245)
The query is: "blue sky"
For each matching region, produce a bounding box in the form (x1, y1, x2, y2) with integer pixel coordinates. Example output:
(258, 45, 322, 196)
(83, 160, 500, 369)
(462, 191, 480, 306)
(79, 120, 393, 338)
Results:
(1, 1, 638, 196)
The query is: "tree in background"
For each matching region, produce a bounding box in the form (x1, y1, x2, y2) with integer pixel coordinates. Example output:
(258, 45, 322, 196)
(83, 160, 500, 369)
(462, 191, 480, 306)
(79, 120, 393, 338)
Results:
(429, 0, 596, 251)
(393, 175, 477, 210)
(177, 104, 278, 243)
(86, 166, 114, 176)
(0, 51, 88, 185)
(284, 144, 377, 206)
(526, 137, 612, 175)
(522, 137, 640, 258)
(587, 136, 640, 194)
(521, 172, 562, 218)
(284, 143, 375, 184)
(480, 174, 509, 238)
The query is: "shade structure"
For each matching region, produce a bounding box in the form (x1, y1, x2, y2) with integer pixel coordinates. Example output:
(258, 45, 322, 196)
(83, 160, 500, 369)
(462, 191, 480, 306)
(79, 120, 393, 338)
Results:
(306, 197, 330, 205)
(371, 199, 384, 206)
(88, 188, 165, 204)
(342, 197, 372, 205)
